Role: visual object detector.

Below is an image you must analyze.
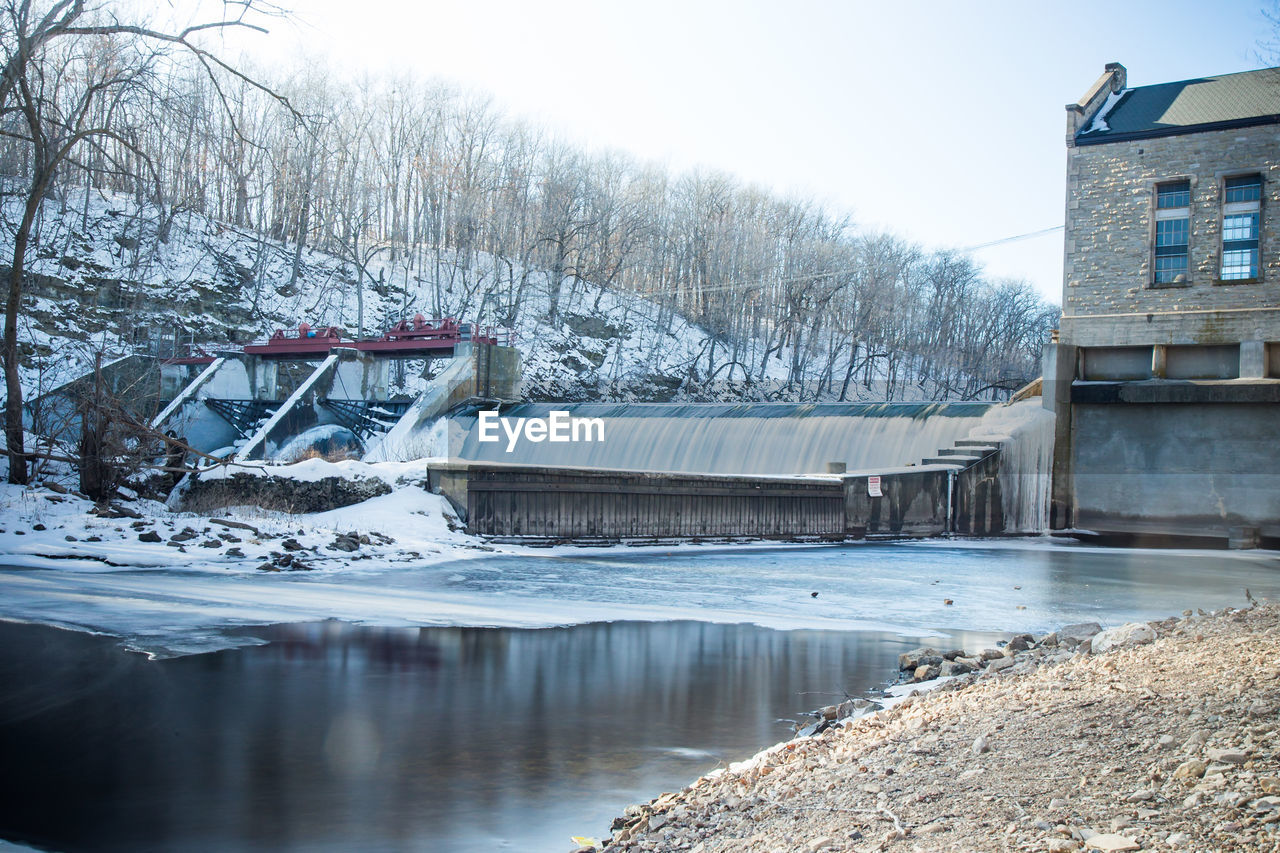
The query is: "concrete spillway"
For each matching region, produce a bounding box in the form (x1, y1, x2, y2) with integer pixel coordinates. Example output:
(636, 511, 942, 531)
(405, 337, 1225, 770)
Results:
(451, 401, 996, 476)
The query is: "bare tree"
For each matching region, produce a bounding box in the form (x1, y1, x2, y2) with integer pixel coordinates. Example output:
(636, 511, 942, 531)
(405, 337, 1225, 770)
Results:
(0, 0, 292, 484)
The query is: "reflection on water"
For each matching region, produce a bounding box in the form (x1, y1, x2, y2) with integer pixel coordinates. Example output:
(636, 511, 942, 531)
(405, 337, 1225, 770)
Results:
(0, 619, 996, 853)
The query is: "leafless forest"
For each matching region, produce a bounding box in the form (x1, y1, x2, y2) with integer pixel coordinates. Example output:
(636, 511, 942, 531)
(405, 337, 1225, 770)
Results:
(0, 2, 1059, 479)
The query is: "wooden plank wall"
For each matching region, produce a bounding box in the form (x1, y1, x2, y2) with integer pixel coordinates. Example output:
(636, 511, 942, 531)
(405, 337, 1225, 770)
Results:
(466, 464, 846, 541)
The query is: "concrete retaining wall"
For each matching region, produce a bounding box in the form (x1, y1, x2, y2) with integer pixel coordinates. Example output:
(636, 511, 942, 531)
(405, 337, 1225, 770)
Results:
(464, 464, 847, 541)
(1071, 398, 1280, 546)
(446, 449, 1017, 543)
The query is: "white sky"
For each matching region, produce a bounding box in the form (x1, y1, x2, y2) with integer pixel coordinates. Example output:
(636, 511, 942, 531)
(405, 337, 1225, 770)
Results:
(230, 0, 1273, 304)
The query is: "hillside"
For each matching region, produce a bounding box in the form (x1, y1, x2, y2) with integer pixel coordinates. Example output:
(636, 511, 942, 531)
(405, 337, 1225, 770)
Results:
(10, 190, 996, 410)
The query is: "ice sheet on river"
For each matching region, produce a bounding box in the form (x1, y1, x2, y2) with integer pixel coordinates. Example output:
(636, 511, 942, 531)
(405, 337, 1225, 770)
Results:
(2, 539, 1278, 659)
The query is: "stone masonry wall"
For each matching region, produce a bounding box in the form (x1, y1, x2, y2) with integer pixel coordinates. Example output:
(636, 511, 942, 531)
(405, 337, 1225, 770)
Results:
(1062, 124, 1280, 347)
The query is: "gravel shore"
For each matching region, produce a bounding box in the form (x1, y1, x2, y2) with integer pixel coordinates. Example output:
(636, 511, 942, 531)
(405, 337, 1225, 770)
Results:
(600, 602, 1280, 853)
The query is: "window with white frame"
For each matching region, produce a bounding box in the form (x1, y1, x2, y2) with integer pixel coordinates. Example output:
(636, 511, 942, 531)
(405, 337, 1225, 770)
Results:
(1154, 180, 1190, 285)
(1221, 174, 1261, 281)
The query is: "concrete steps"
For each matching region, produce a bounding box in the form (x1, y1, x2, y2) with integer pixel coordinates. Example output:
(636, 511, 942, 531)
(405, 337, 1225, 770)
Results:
(920, 439, 1000, 469)
(922, 454, 981, 467)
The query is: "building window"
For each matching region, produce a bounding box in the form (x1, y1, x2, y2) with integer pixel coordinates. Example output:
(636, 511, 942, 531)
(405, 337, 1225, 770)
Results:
(1221, 174, 1261, 281)
(1154, 180, 1190, 285)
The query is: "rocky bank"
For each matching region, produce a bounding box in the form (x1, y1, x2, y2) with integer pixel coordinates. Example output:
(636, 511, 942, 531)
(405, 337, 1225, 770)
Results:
(599, 602, 1280, 853)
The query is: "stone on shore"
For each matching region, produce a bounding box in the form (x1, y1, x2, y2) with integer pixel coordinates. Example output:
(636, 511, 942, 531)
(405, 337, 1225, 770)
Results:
(1089, 622, 1156, 654)
(1058, 622, 1103, 646)
(1085, 834, 1140, 852)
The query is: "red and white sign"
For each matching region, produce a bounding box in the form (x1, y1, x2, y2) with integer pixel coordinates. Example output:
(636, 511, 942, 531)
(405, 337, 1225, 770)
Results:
(868, 475, 882, 497)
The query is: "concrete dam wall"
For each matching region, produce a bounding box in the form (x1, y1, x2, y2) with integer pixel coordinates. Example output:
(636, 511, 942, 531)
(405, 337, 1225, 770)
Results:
(432, 400, 1056, 541)
(449, 401, 995, 475)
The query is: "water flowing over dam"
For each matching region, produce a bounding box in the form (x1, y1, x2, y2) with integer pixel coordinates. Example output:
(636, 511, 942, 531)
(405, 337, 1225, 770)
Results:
(451, 401, 996, 475)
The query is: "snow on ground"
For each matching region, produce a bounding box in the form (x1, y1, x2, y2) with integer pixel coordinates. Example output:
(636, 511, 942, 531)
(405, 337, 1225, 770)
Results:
(0, 460, 473, 575)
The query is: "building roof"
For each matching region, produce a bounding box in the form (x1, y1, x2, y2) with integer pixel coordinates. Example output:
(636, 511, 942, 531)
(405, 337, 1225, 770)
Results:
(1075, 66, 1280, 145)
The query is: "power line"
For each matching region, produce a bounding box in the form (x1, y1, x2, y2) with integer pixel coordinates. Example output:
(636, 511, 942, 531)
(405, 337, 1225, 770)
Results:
(961, 224, 1064, 252)
(635, 224, 1065, 298)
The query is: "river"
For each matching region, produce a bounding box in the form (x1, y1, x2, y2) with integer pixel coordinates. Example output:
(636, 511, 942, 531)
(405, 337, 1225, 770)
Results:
(1, 540, 1278, 851)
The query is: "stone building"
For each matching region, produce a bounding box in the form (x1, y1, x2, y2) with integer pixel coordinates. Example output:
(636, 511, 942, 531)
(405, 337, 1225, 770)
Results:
(1045, 62, 1280, 546)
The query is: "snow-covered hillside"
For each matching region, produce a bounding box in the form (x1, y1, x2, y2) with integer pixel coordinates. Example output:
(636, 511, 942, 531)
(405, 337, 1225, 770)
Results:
(12, 189, 799, 404)
(10, 189, 965, 407)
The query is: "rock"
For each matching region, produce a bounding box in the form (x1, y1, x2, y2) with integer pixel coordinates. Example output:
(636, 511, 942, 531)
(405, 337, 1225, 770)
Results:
(939, 659, 976, 677)
(1040, 631, 1060, 647)
(972, 734, 990, 755)
(198, 539, 223, 548)
(1004, 634, 1033, 652)
(943, 598, 953, 605)
(32, 523, 46, 531)
(1084, 834, 1140, 852)
(329, 534, 361, 552)
(43, 481, 67, 494)
(1165, 833, 1190, 849)
(281, 538, 305, 552)
(138, 531, 162, 543)
(92, 503, 142, 519)
(1049, 798, 1070, 809)
(916, 822, 946, 835)
(1182, 730, 1210, 752)
(1173, 759, 1207, 782)
(1059, 622, 1103, 644)
(979, 648, 1005, 661)
(1090, 622, 1156, 654)
(942, 648, 965, 660)
(805, 836, 836, 851)
(898, 647, 939, 670)
(1124, 789, 1154, 802)
(1206, 748, 1247, 764)
(1047, 839, 1081, 852)
(987, 656, 1015, 672)
(224, 547, 245, 558)
(913, 664, 940, 681)
(169, 527, 198, 543)
(1155, 734, 1176, 750)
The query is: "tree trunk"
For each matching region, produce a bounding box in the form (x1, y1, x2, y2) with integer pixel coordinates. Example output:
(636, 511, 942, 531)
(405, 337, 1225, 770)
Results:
(4, 190, 42, 484)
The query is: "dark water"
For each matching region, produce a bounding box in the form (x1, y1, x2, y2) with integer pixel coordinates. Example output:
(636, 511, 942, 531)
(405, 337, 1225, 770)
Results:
(0, 619, 998, 853)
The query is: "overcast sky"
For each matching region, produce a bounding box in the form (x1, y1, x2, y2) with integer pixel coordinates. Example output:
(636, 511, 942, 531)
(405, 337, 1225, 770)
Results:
(234, 0, 1273, 304)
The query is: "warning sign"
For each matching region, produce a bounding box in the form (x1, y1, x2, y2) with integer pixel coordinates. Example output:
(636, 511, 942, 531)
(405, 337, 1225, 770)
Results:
(868, 475, 882, 497)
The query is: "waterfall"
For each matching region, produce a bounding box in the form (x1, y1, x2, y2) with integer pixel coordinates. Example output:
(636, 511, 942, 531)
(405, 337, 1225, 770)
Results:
(968, 401, 1055, 534)
(451, 401, 995, 476)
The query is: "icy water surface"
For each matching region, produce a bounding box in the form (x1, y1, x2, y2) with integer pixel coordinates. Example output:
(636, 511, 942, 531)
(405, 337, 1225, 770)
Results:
(0, 619, 984, 853)
(1, 541, 1279, 851)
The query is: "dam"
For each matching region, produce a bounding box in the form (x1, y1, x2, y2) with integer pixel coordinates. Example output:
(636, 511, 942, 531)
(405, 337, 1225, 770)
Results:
(446, 401, 993, 476)
(382, 394, 1055, 543)
(130, 321, 1052, 544)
